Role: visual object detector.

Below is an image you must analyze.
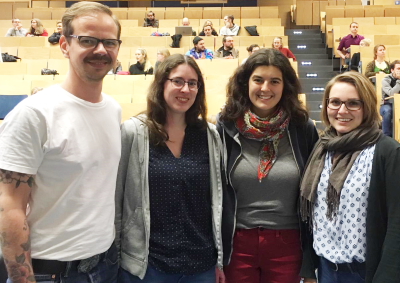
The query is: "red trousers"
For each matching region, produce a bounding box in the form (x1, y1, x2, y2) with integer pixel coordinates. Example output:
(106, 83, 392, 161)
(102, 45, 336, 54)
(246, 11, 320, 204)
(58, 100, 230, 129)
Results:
(224, 228, 302, 283)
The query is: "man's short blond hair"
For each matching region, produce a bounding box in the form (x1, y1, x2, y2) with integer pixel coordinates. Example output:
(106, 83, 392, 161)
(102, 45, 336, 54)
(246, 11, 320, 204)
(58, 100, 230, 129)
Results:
(62, 1, 121, 41)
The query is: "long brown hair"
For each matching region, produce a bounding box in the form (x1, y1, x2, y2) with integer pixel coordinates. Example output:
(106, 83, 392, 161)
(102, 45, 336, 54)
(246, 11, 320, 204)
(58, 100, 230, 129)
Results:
(221, 48, 308, 124)
(145, 54, 207, 145)
(29, 18, 45, 35)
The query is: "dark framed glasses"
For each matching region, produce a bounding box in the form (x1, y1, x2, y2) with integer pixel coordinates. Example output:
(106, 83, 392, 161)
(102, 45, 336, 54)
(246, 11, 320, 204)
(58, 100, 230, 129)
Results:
(69, 35, 122, 50)
(326, 98, 363, 111)
(167, 78, 201, 90)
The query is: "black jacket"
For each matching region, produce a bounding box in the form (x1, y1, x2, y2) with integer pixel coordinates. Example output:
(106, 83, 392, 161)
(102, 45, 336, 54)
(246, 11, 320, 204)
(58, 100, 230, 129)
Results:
(48, 32, 61, 44)
(129, 62, 153, 75)
(216, 117, 319, 278)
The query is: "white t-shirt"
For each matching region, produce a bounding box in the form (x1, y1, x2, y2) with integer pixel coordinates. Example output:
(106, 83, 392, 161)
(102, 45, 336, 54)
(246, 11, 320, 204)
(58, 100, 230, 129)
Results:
(0, 85, 121, 260)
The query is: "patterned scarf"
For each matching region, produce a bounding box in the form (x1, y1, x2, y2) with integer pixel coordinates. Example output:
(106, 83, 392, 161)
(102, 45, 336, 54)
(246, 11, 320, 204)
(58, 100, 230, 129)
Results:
(235, 108, 290, 182)
(300, 125, 382, 224)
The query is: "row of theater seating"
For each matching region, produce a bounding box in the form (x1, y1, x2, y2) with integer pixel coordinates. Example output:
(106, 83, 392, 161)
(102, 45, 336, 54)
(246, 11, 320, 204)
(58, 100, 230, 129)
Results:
(0, 73, 307, 126)
(8, 6, 280, 21)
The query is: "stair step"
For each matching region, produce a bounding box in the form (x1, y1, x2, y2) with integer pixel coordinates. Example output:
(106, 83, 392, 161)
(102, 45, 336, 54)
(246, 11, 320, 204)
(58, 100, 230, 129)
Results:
(309, 110, 322, 121)
(308, 101, 324, 110)
(293, 48, 327, 54)
(296, 54, 328, 60)
(298, 72, 336, 79)
(297, 58, 332, 65)
(304, 92, 325, 101)
(290, 43, 325, 49)
(298, 66, 333, 72)
(285, 29, 321, 36)
(302, 84, 326, 92)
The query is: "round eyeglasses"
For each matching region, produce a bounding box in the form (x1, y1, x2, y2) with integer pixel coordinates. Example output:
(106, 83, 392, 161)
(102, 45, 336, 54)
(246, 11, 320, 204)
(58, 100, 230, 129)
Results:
(69, 35, 122, 50)
(167, 78, 201, 90)
(326, 98, 363, 111)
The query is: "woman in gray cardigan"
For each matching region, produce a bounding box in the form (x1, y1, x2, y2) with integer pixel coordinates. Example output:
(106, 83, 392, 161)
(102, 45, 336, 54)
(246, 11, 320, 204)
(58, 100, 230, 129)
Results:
(115, 54, 224, 283)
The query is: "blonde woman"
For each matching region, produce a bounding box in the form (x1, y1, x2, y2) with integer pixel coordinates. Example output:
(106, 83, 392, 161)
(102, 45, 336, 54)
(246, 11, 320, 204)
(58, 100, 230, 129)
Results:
(364, 44, 390, 78)
(129, 48, 153, 75)
(26, 18, 48, 37)
(154, 48, 170, 73)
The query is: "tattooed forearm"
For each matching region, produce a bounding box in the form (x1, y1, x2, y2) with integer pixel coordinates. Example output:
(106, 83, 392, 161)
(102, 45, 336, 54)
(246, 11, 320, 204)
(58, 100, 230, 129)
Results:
(0, 170, 35, 188)
(1, 234, 35, 283)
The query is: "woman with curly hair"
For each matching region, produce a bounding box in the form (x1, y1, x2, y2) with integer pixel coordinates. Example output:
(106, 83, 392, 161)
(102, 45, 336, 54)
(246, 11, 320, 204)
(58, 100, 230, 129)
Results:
(116, 54, 224, 283)
(26, 18, 48, 37)
(217, 48, 318, 283)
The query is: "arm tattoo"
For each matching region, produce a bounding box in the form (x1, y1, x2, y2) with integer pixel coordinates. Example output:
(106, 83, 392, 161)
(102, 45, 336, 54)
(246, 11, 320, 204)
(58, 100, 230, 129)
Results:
(2, 235, 35, 282)
(0, 170, 35, 189)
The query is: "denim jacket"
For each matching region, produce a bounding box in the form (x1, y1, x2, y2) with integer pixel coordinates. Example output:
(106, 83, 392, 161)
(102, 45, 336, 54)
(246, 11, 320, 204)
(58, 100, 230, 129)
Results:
(115, 116, 223, 279)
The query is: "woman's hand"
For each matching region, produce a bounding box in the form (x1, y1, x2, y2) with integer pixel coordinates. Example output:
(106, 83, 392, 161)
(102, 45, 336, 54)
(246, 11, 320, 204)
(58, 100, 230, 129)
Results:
(303, 278, 317, 283)
(216, 267, 225, 283)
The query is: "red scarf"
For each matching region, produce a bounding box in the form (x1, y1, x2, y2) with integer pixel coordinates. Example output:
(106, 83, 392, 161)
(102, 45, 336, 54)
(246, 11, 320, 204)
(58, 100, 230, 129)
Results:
(235, 109, 290, 181)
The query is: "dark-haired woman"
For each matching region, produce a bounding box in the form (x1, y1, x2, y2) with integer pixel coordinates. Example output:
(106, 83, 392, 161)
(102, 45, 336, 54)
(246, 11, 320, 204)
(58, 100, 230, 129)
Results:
(301, 72, 400, 283)
(217, 48, 318, 283)
(115, 54, 224, 283)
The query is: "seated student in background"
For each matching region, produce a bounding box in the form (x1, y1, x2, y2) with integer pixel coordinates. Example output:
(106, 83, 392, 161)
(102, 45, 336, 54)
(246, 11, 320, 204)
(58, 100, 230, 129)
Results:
(199, 20, 218, 36)
(380, 60, 400, 137)
(186, 36, 214, 59)
(241, 44, 260, 64)
(129, 48, 153, 75)
(181, 17, 196, 35)
(154, 48, 170, 73)
(143, 11, 159, 28)
(26, 18, 48, 37)
(219, 15, 240, 36)
(350, 38, 372, 72)
(272, 37, 296, 61)
(108, 59, 122, 75)
(364, 44, 390, 78)
(48, 21, 63, 44)
(200, 25, 215, 37)
(214, 36, 239, 59)
(5, 18, 27, 37)
(337, 22, 364, 69)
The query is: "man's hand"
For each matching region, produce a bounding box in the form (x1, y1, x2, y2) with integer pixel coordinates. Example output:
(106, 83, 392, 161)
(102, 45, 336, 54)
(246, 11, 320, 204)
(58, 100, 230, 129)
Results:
(216, 267, 225, 283)
(16, 23, 22, 30)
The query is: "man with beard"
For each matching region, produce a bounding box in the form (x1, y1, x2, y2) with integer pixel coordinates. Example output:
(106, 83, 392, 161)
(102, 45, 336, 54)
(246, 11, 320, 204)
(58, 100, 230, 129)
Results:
(0, 2, 121, 283)
(215, 36, 239, 59)
(185, 36, 214, 59)
(142, 11, 159, 28)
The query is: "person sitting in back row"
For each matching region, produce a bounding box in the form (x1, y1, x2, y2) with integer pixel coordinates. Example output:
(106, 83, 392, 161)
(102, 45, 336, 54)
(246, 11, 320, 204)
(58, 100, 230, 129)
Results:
(364, 44, 390, 78)
(380, 60, 400, 137)
(214, 36, 239, 59)
(5, 18, 27, 37)
(272, 37, 296, 61)
(199, 20, 218, 36)
(143, 11, 159, 28)
(48, 21, 63, 44)
(219, 15, 240, 36)
(26, 18, 48, 37)
(337, 22, 364, 70)
(182, 17, 196, 36)
(186, 36, 214, 60)
(129, 48, 153, 75)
